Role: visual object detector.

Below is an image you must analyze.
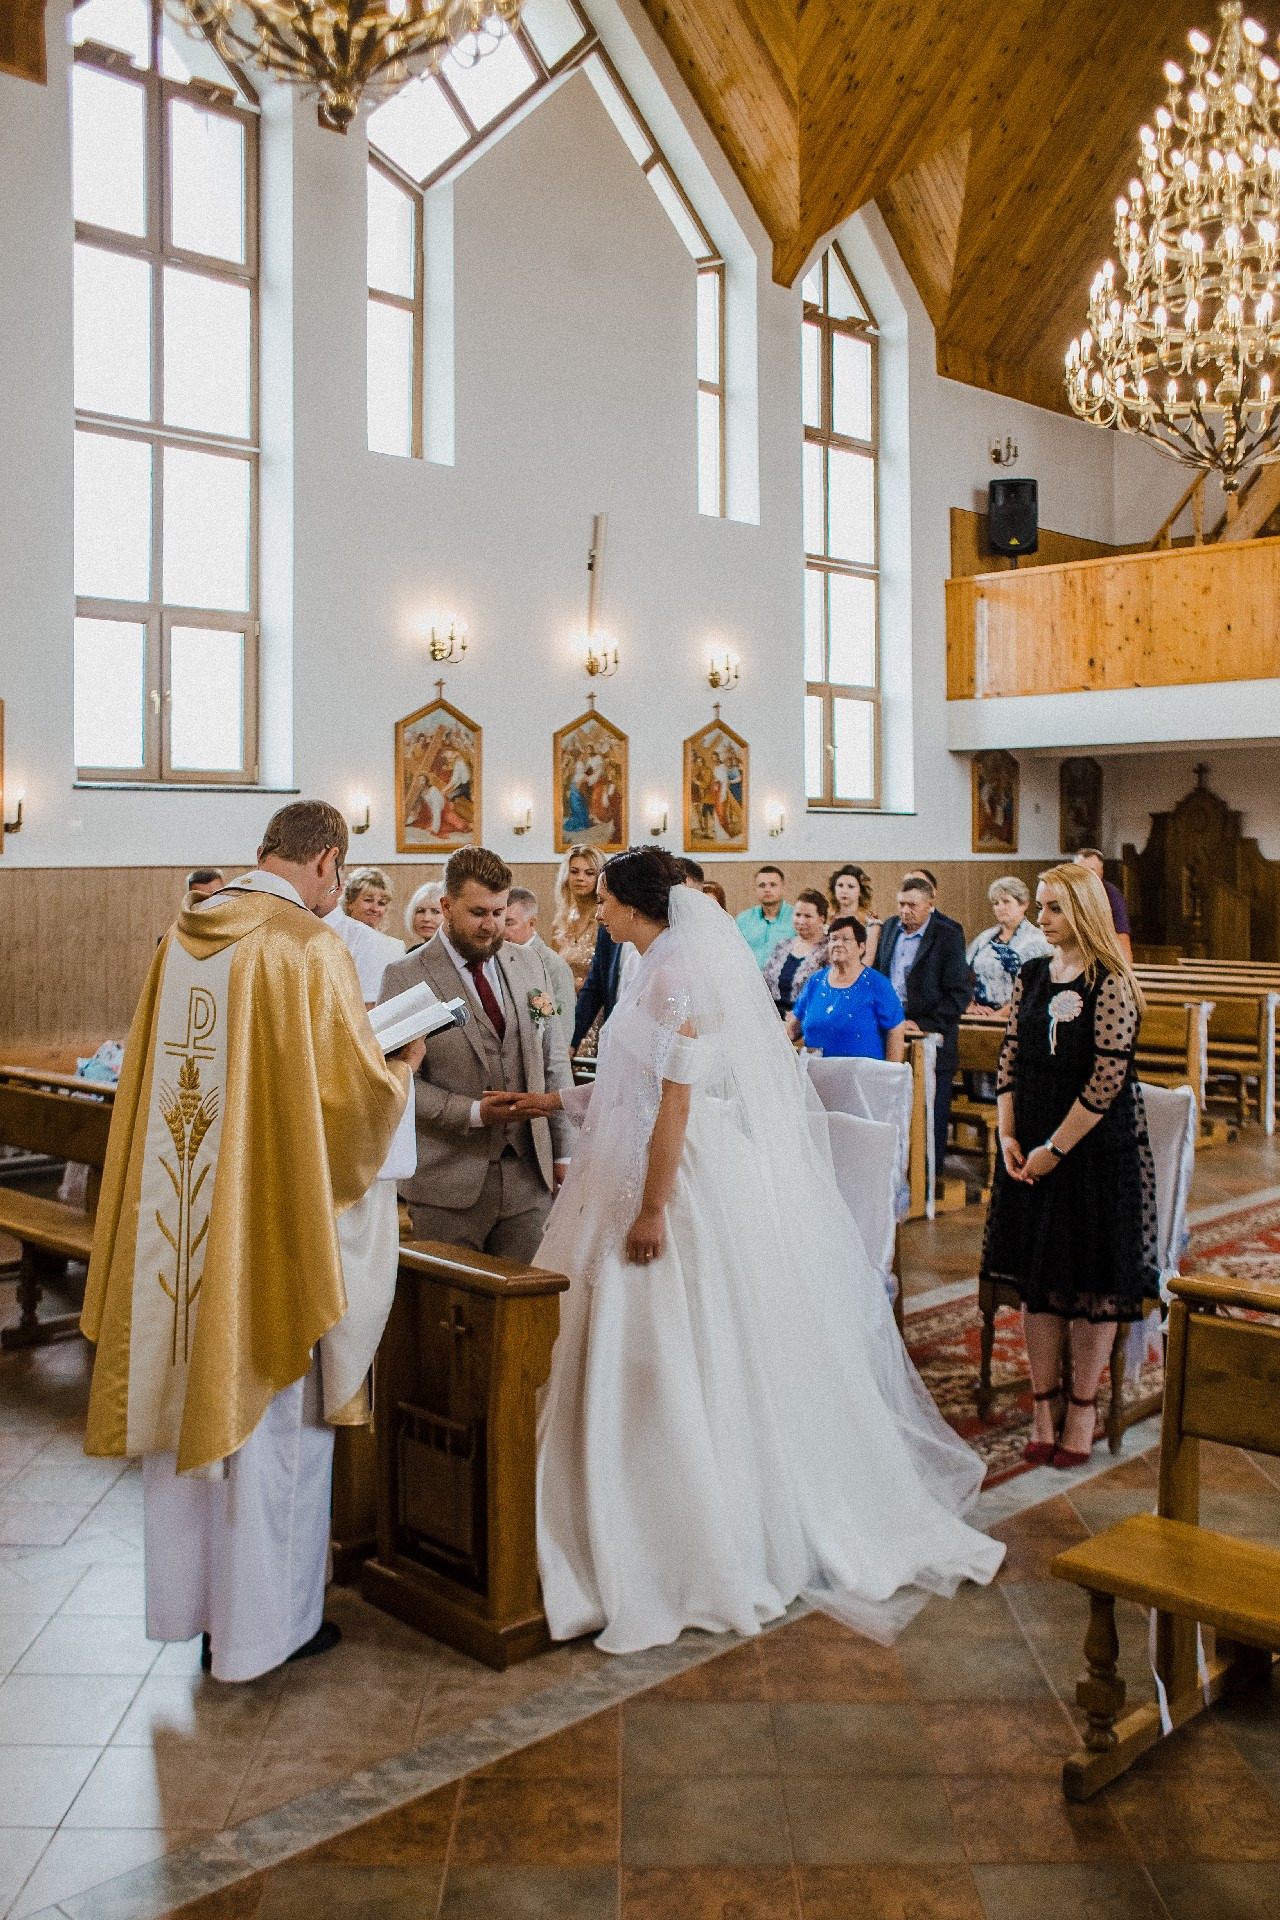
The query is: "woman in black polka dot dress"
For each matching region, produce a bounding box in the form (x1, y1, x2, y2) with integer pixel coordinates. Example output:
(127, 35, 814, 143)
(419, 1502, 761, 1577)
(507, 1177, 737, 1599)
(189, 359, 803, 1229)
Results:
(980, 863, 1157, 1469)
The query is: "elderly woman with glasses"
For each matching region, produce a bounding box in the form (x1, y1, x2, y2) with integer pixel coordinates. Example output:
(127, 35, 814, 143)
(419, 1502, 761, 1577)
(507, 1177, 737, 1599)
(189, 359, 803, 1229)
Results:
(786, 916, 906, 1062)
(967, 876, 1051, 1017)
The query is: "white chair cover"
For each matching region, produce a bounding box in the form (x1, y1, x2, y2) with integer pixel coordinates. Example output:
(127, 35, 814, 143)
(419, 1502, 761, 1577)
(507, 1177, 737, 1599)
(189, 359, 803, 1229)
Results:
(824, 1111, 899, 1303)
(1126, 1080, 1198, 1378)
(803, 1054, 917, 1220)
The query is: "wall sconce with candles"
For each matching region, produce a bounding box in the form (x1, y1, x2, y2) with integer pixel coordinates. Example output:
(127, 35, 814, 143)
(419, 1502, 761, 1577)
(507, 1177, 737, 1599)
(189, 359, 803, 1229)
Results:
(427, 615, 468, 664)
(512, 798, 532, 836)
(3, 788, 24, 835)
(765, 800, 786, 838)
(707, 650, 740, 692)
(349, 794, 371, 835)
(647, 799, 669, 838)
(584, 632, 619, 678)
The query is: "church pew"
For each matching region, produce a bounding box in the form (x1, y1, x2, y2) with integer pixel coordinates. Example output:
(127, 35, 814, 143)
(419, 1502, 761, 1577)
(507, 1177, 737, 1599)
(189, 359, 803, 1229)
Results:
(0, 1068, 114, 1349)
(1137, 968, 1276, 1132)
(1131, 1000, 1212, 1134)
(362, 1240, 569, 1668)
(1051, 1272, 1280, 1801)
(950, 1019, 1005, 1195)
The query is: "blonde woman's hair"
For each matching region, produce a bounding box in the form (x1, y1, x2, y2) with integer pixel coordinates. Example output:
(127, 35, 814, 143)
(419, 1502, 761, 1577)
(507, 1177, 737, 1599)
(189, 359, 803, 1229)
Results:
(1037, 863, 1145, 1012)
(553, 843, 604, 942)
(342, 865, 392, 913)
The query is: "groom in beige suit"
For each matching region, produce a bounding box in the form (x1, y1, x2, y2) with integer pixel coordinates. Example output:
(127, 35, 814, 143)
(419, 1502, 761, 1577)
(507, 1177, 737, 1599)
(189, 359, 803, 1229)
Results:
(379, 846, 574, 1262)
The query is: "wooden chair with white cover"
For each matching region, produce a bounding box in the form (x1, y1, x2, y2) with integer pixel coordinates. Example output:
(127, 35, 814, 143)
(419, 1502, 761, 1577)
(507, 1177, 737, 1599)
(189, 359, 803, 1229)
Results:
(1103, 1081, 1198, 1451)
(823, 1110, 902, 1331)
(803, 1055, 916, 1221)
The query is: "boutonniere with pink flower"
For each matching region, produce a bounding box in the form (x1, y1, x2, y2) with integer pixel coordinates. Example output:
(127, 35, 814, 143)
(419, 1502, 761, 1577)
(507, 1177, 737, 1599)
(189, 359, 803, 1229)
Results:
(528, 989, 560, 1027)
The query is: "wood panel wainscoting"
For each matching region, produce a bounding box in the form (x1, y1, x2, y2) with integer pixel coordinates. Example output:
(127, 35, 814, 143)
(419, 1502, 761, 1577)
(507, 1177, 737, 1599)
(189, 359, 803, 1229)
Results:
(946, 532, 1280, 701)
(0, 858, 1062, 1057)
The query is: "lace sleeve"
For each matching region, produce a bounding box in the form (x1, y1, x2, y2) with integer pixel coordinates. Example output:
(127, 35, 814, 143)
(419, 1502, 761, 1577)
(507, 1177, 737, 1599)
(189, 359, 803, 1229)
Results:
(1079, 972, 1139, 1115)
(995, 973, 1022, 1095)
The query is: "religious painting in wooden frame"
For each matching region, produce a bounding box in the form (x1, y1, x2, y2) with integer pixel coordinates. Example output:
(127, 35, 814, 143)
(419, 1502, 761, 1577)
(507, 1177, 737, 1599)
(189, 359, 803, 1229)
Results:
(684, 713, 748, 853)
(395, 691, 482, 854)
(1059, 756, 1103, 854)
(553, 705, 628, 854)
(971, 750, 1019, 854)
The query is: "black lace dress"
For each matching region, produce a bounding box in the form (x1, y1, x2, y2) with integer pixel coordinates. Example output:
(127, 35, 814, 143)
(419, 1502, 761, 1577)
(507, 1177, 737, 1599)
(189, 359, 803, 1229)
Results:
(979, 957, 1158, 1322)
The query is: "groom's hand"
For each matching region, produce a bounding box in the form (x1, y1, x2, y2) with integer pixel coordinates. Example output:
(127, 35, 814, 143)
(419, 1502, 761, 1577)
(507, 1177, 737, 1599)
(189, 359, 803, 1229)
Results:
(478, 1091, 522, 1125)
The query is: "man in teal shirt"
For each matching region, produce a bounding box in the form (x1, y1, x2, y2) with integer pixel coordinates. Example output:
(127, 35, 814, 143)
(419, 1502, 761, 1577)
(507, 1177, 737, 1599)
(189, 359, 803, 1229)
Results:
(736, 865, 796, 969)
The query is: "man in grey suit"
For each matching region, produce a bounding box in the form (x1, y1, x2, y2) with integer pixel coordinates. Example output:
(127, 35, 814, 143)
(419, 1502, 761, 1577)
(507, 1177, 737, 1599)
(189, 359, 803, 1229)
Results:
(503, 888, 576, 1052)
(378, 846, 574, 1263)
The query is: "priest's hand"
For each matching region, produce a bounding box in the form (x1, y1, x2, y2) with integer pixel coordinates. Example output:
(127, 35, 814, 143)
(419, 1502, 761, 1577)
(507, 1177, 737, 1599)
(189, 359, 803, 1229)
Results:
(390, 1037, 427, 1072)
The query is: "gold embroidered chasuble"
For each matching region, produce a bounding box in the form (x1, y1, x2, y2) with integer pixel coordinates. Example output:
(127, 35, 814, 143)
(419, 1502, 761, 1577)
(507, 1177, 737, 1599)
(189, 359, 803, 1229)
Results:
(82, 886, 409, 1473)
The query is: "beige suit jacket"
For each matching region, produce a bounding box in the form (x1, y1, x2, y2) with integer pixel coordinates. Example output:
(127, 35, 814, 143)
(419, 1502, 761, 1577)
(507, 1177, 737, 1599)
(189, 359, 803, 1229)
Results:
(379, 933, 574, 1210)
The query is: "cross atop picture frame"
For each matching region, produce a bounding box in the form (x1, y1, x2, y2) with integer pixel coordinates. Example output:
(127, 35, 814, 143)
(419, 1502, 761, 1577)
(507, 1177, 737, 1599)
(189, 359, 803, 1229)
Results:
(395, 687, 482, 854)
(553, 704, 628, 854)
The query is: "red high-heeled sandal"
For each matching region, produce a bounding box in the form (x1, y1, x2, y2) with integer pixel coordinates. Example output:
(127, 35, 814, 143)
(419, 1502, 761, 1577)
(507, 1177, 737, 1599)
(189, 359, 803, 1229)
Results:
(1053, 1392, 1099, 1470)
(1022, 1386, 1063, 1467)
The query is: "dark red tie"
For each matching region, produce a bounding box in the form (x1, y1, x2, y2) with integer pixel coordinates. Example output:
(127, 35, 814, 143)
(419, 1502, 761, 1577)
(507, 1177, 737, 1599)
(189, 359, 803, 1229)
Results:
(466, 958, 506, 1040)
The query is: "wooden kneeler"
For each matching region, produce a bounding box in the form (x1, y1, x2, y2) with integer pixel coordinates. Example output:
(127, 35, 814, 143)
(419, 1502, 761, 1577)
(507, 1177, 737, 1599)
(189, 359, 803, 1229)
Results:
(1051, 1273, 1280, 1800)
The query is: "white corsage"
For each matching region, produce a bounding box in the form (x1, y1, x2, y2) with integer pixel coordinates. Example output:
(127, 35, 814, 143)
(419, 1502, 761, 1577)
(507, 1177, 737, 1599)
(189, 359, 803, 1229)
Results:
(1047, 988, 1084, 1055)
(527, 988, 560, 1028)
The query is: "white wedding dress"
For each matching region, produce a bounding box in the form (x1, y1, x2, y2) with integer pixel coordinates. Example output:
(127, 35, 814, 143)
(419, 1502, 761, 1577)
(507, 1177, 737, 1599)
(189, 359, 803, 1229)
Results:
(535, 886, 1004, 1654)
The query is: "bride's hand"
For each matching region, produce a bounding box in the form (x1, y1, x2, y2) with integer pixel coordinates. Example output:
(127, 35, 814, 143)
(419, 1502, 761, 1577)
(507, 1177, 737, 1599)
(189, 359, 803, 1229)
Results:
(625, 1207, 666, 1265)
(504, 1092, 562, 1118)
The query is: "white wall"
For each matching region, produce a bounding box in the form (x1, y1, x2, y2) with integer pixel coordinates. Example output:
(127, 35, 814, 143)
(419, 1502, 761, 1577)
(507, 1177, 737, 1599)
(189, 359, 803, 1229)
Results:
(0, 2, 1225, 877)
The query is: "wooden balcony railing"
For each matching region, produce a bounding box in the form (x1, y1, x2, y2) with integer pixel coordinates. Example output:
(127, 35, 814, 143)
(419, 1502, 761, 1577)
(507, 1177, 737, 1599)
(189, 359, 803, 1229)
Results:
(947, 533, 1280, 701)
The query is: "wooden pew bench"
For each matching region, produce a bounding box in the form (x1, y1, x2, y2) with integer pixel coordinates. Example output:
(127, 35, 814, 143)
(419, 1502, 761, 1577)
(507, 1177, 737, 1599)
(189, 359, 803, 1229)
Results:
(0, 1067, 114, 1350)
(1137, 966, 1276, 1131)
(950, 1019, 1005, 1196)
(1051, 1273, 1280, 1800)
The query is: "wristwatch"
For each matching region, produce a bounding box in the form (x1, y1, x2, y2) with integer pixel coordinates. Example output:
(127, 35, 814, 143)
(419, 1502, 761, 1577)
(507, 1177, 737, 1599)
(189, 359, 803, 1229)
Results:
(1043, 1138, 1065, 1159)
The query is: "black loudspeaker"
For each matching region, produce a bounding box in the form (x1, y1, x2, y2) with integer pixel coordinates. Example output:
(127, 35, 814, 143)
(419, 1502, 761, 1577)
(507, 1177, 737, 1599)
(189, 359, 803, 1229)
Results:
(988, 477, 1038, 557)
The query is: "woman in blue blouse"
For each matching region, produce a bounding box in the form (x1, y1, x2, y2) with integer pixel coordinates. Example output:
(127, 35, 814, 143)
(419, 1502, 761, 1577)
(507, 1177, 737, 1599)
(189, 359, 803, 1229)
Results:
(786, 916, 907, 1062)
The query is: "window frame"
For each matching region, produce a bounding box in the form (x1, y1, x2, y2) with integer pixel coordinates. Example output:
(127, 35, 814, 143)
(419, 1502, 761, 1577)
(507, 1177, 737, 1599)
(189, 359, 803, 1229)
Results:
(366, 151, 425, 461)
(803, 244, 880, 813)
(72, 15, 261, 786)
(365, 23, 728, 515)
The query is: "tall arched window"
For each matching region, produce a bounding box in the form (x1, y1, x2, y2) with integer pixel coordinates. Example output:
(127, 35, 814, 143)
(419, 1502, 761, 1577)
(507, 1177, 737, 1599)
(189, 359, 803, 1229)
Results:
(366, 5, 725, 513)
(802, 246, 879, 810)
(70, 0, 259, 784)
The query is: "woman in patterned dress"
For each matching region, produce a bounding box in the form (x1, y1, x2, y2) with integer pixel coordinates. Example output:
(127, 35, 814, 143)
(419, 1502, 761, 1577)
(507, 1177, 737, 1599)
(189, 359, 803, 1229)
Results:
(980, 863, 1158, 1469)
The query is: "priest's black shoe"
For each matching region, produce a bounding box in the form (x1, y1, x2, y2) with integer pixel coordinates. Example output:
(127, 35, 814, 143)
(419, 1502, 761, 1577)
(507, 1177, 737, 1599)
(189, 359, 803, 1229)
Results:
(287, 1620, 342, 1663)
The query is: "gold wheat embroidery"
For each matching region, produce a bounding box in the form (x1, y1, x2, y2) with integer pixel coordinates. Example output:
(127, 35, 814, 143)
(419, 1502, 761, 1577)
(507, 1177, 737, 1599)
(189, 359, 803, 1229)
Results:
(156, 1054, 218, 1365)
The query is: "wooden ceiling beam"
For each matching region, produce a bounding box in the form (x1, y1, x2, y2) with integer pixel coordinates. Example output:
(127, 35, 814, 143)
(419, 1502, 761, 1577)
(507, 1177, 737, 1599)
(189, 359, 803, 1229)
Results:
(0, 0, 48, 83)
(640, 0, 1216, 415)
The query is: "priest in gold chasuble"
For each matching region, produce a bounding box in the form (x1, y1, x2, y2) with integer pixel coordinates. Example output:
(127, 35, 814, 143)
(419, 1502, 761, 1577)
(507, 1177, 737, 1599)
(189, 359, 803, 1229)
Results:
(81, 802, 413, 1681)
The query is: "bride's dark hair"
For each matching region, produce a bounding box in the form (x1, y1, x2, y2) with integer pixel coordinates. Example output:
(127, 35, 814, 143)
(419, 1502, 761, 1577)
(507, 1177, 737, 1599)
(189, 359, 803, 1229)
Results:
(601, 847, 686, 923)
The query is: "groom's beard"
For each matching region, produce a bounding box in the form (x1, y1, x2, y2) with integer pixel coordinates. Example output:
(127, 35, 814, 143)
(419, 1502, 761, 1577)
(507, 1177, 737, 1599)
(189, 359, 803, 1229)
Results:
(448, 927, 504, 964)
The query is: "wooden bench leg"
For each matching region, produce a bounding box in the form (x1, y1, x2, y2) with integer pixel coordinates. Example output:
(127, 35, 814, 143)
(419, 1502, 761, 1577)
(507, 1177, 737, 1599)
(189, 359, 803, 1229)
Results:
(1078, 1590, 1125, 1755)
(1, 1247, 83, 1351)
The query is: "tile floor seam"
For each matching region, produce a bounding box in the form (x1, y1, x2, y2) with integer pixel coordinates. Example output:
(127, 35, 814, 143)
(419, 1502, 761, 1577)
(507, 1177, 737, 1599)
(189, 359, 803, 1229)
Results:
(995, 1584, 1082, 1741)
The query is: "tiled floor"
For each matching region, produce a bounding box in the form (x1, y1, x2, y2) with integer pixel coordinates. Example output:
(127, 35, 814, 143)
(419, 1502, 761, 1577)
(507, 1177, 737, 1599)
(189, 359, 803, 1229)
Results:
(149, 1440, 1280, 1920)
(2, 1130, 1278, 1918)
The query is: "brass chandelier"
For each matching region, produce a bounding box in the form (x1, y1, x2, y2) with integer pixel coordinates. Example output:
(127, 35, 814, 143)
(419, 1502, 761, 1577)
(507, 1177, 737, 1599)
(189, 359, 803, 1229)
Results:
(177, 0, 524, 132)
(1066, 2, 1280, 489)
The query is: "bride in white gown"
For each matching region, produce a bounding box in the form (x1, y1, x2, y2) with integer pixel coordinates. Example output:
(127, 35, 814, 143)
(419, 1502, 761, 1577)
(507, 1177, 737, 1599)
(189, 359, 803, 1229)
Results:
(511, 848, 1003, 1655)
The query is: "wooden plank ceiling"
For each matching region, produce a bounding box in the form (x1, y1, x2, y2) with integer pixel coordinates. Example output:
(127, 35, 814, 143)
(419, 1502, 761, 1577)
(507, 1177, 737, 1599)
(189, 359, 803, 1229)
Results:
(638, 0, 1209, 413)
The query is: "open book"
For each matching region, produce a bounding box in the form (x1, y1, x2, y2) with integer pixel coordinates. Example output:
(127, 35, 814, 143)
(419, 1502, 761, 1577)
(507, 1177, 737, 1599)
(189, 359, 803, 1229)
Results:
(369, 983, 470, 1056)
